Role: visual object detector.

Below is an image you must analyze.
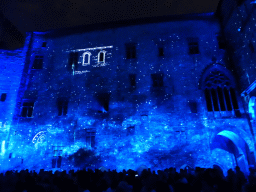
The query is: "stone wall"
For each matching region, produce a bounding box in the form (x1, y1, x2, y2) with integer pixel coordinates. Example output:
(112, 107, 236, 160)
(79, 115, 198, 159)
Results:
(3, 14, 254, 173)
(0, 33, 30, 159)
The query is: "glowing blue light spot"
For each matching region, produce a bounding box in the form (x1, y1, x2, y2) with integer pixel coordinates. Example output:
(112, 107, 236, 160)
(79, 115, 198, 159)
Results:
(1, 141, 5, 155)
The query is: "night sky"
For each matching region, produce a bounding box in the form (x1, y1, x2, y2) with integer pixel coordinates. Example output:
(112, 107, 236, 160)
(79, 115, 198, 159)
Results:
(0, 0, 220, 33)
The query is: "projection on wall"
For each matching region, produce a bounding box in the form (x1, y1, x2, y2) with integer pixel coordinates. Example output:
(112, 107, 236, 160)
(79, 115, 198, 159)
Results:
(68, 46, 113, 75)
(1, 13, 256, 175)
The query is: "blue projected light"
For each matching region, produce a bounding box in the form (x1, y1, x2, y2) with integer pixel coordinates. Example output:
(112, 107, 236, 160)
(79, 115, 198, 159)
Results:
(0, 12, 255, 176)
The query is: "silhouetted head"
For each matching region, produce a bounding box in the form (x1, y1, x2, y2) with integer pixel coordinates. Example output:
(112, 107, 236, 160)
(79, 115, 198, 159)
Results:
(235, 166, 241, 171)
(227, 168, 235, 176)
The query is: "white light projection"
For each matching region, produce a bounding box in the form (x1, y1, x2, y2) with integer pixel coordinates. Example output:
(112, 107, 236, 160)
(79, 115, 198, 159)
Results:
(74, 70, 90, 75)
(69, 46, 113, 75)
(82, 52, 91, 66)
(32, 131, 47, 144)
(249, 96, 256, 119)
(69, 46, 113, 52)
(1, 141, 5, 155)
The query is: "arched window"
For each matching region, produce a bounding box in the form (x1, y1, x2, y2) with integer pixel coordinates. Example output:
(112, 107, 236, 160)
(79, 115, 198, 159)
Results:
(82, 52, 91, 66)
(201, 66, 239, 116)
(98, 50, 106, 63)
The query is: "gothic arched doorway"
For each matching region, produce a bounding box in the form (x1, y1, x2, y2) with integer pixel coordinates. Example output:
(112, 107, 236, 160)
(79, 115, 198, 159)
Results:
(210, 130, 251, 175)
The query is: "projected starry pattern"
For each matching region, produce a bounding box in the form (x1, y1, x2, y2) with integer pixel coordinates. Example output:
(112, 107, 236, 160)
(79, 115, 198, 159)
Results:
(0, 11, 255, 174)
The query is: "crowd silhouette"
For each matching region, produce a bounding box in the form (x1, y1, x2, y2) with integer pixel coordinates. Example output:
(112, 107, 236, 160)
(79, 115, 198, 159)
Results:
(0, 166, 255, 192)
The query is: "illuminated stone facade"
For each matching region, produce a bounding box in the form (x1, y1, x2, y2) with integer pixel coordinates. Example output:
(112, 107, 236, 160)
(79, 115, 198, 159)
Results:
(0, 33, 31, 161)
(1, 11, 256, 174)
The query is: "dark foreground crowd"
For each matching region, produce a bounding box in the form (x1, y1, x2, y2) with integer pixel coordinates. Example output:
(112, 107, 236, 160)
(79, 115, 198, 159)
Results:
(0, 166, 256, 192)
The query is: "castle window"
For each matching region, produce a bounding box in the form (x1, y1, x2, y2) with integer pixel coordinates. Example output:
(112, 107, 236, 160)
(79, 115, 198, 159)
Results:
(151, 73, 164, 87)
(86, 131, 95, 148)
(32, 55, 44, 69)
(205, 87, 236, 112)
(158, 47, 164, 57)
(52, 146, 63, 168)
(21, 101, 34, 117)
(68, 52, 78, 69)
(203, 68, 239, 116)
(57, 98, 68, 116)
(249, 41, 254, 53)
(82, 52, 91, 66)
(188, 38, 199, 54)
(52, 146, 63, 157)
(129, 74, 136, 87)
(0, 93, 7, 102)
(125, 43, 136, 59)
(217, 35, 226, 49)
(42, 42, 47, 47)
(98, 51, 106, 63)
(188, 100, 197, 113)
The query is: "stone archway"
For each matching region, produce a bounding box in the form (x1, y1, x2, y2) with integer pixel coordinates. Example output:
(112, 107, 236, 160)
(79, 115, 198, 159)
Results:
(213, 163, 227, 176)
(210, 130, 251, 175)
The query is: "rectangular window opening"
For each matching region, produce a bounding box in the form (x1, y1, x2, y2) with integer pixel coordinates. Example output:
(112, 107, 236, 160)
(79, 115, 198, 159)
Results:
(57, 98, 68, 116)
(129, 74, 136, 87)
(125, 43, 136, 59)
(188, 38, 199, 54)
(189, 42, 199, 54)
(217, 35, 226, 50)
(249, 41, 254, 53)
(21, 101, 34, 117)
(151, 73, 164, 87)
(188, 100, 197, 113)
(0, 93, 7, 102)
(52, 146, 63, 168)
(158, 47, 164, 57)
(42, 42, 47, 47)
(57, 156, 62, 168)
(32, 55, 44, 69)
(86, 132, 96, 148)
